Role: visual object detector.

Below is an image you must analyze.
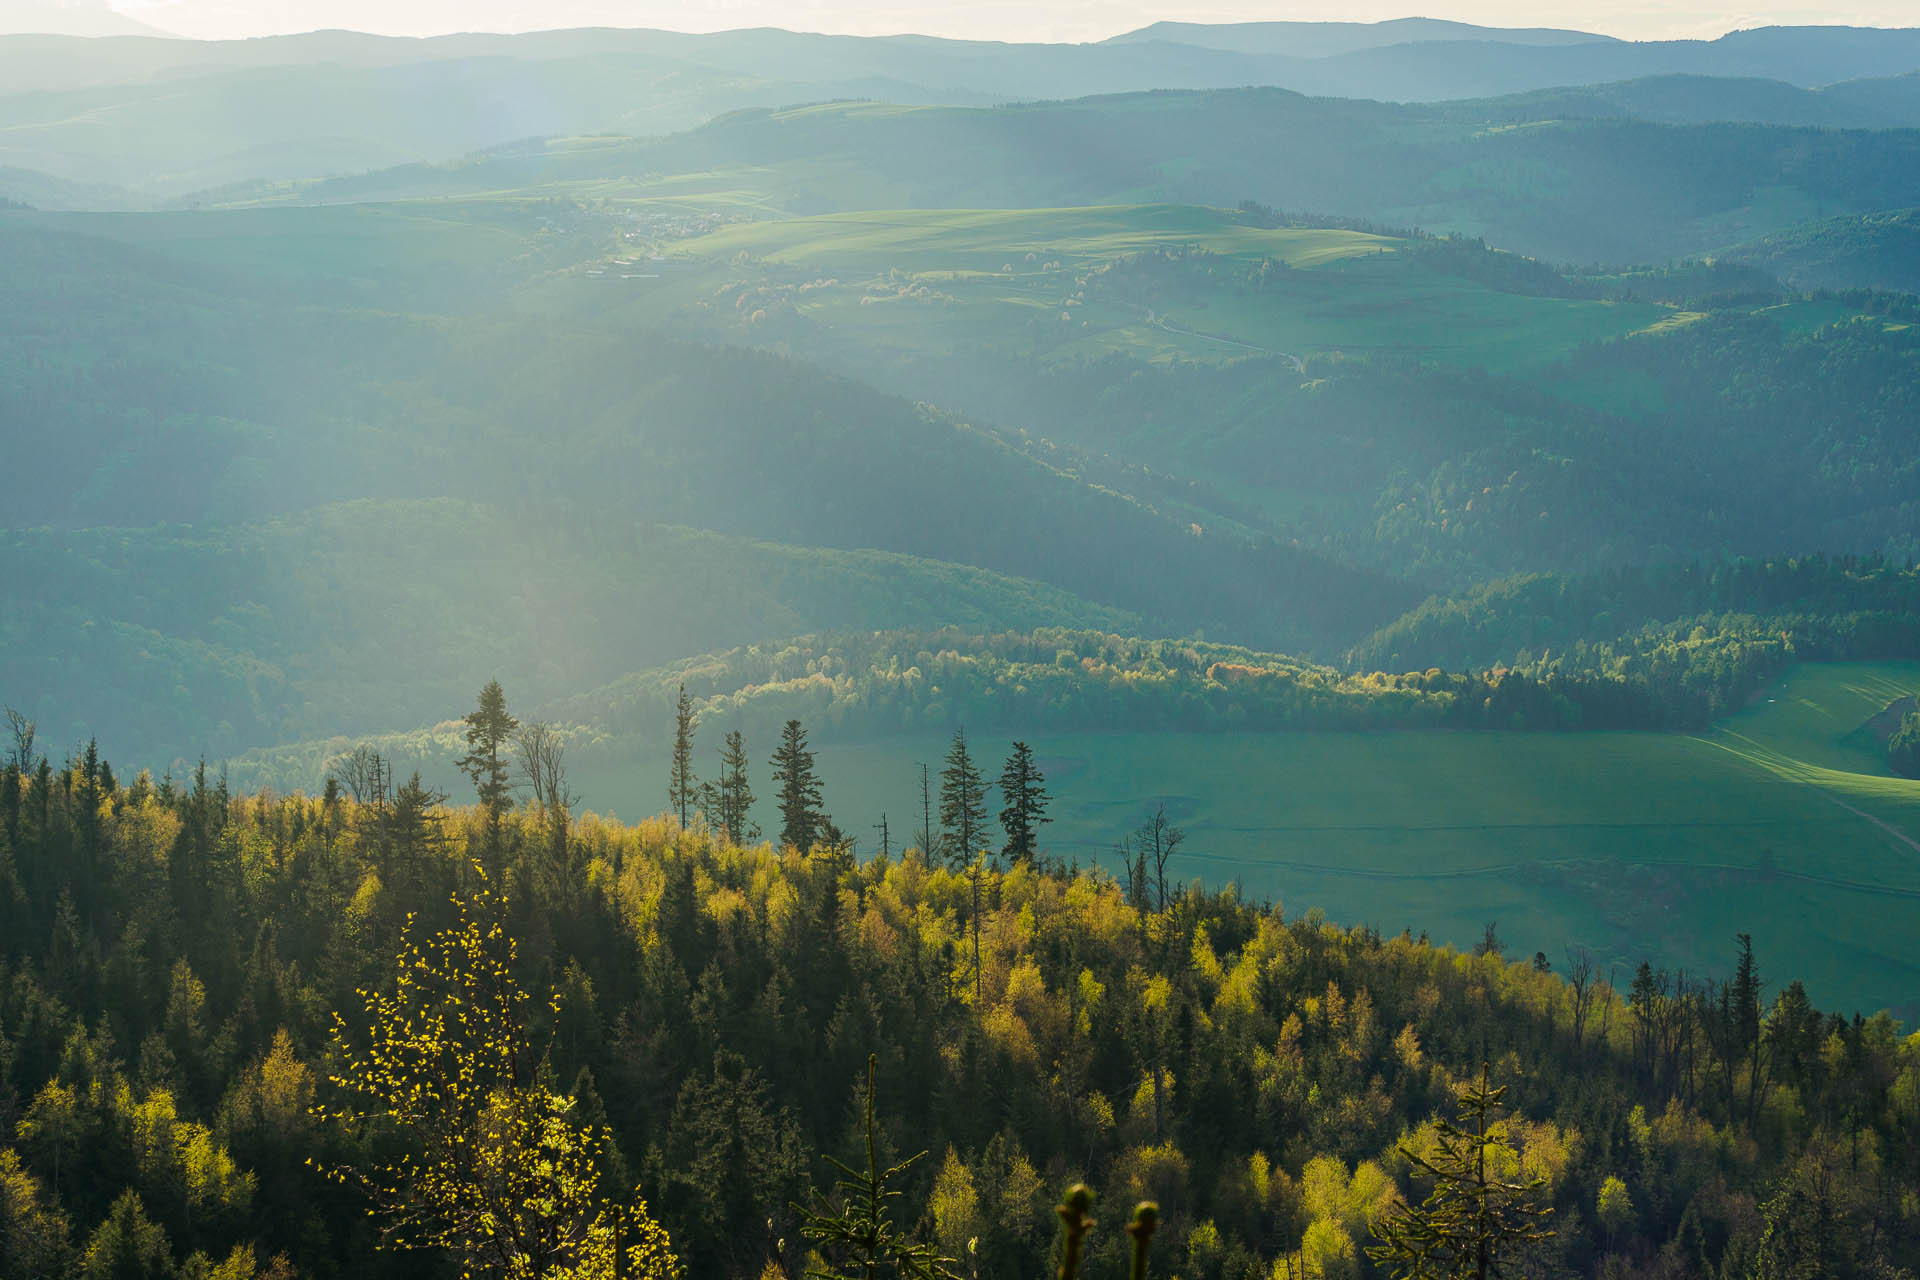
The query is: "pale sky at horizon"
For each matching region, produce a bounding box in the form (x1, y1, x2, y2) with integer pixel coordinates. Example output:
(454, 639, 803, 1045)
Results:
(102, 0, 1920, 45)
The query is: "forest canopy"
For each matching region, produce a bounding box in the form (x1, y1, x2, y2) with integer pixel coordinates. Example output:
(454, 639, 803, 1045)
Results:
(1, 722, 1916, 1279)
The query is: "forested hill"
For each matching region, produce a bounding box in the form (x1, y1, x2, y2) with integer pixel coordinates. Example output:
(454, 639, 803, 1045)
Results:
(1355, 556, 1920, 676)
(0, 509, 1142, 765)
(1723, 209, 1920, 295)
(255, 90, 1920, 272)
(229, 562, 1920, 795)
(0, 744, 1915, 1279)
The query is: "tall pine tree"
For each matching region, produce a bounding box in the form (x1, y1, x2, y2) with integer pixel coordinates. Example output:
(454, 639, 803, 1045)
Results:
(457, 681, 517, 850)
(770, 720, 826, 852)
(940, 728, 990, 1005)
(668, 685, 696, 827)
(937, 729, 987, 868)
(717, 729, 758, 843)
(997, 741, 1050, 864)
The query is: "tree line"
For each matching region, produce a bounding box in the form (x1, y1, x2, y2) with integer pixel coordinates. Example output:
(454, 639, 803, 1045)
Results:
(663, 680, 1055, 868)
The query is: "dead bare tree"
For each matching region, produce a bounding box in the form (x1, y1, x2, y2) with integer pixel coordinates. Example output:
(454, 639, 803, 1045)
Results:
(1567, 946, 1596, 1058)
(329, 745, 388, 807)
(516, 722, 579, 885)
(1135, 803, 1185, 912)
(6, 707, 36, 772)
(1595, 962, 1620, 1058)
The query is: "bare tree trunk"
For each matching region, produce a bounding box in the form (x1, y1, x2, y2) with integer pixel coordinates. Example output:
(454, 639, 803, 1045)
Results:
(971, 857, 983, 1005)
(1566, 947, 1594, 1058)
(517, 722, 578, 893)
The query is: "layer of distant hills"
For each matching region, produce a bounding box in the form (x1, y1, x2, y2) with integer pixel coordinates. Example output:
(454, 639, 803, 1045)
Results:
(5, 15, 1920, 202)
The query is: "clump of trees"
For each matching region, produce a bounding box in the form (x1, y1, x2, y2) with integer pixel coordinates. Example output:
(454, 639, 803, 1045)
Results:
(1890, 710, 1920, 778)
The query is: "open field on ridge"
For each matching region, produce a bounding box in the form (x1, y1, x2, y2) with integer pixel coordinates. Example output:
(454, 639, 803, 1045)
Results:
(537, 201, 1681, 373)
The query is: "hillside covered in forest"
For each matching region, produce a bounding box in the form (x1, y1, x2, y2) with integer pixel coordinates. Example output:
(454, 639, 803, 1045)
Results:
(1, 728, 1916, 1279)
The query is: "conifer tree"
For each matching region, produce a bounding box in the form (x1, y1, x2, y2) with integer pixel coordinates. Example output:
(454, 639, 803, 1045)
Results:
(940, 730, 990, 1003)
(795, 1055, 956, 1280)
(694, 778, 720, 832)
(81, 1191, 171, 1280)
(716, 729, 758, 843)
(996, 741, 1050, 864)
(770, 720, 826, 852)
(937, 730, 987, 868)
(1366, 1063, 1554, 1280)
(668, 685, 696, 828)
(456, 681, 517, 847)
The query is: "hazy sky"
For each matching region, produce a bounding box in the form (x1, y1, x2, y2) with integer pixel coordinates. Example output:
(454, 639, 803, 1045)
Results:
(108, 0, 1918, 43)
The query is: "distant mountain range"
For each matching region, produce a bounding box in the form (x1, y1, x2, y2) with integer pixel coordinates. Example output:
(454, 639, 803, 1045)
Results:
(3, 20, 1917, 99)
(4, 19, 1920, 202)
(0, 0, 163, 37)
(1460, 71, 1920, 129)
(1105, 17, 1617, 56)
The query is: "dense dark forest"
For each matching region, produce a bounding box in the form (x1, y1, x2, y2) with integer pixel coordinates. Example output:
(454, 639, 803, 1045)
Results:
(3, 701, 1918, 1279)
(1353, 556, 1920, 722)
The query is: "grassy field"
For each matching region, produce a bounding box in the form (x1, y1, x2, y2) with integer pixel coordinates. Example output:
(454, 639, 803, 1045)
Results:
(651, 204, 1671, 372)
(679, 204, 1402, 273)
(578, 662, 1920, 1019)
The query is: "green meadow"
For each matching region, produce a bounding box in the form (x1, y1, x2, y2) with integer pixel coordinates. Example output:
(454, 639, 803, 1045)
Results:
(658, 203, 1672, 370)
(678, 204, 1401, 272)
(579, 663, 1920, 1016)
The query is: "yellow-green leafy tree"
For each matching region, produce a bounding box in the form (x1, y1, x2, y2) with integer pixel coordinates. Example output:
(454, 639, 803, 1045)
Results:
(0, 1147, 71, 1277)
(313, 871, 679, 1280)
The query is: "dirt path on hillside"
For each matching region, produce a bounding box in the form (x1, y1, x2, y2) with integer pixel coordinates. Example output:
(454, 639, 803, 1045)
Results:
(1126, 304, 1305, 369)
(1821, 792, 1920, 857)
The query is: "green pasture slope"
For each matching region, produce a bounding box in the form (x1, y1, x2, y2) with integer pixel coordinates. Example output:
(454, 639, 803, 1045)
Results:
(648, 203, 1671, 370)
(681, 204, 1398, 272)
(579, 663, 1920, 1018)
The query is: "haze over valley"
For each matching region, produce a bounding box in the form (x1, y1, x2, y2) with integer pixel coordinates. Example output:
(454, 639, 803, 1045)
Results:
(7, 10, 1920, 1280)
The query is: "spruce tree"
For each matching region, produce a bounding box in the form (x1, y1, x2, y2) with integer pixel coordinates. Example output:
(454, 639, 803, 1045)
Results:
(1366, 1063, 1554, 1280)
(940, 729, 990, 1004)
(668, 685, 696, 827)
(769, 720, 826, 852)
(457, 680, 517, 846)
(795, 1055, 954, 1280)
(997, 740, 1050, 864)
(717, 729, 758, 843)
(937, 729, 987, 868)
